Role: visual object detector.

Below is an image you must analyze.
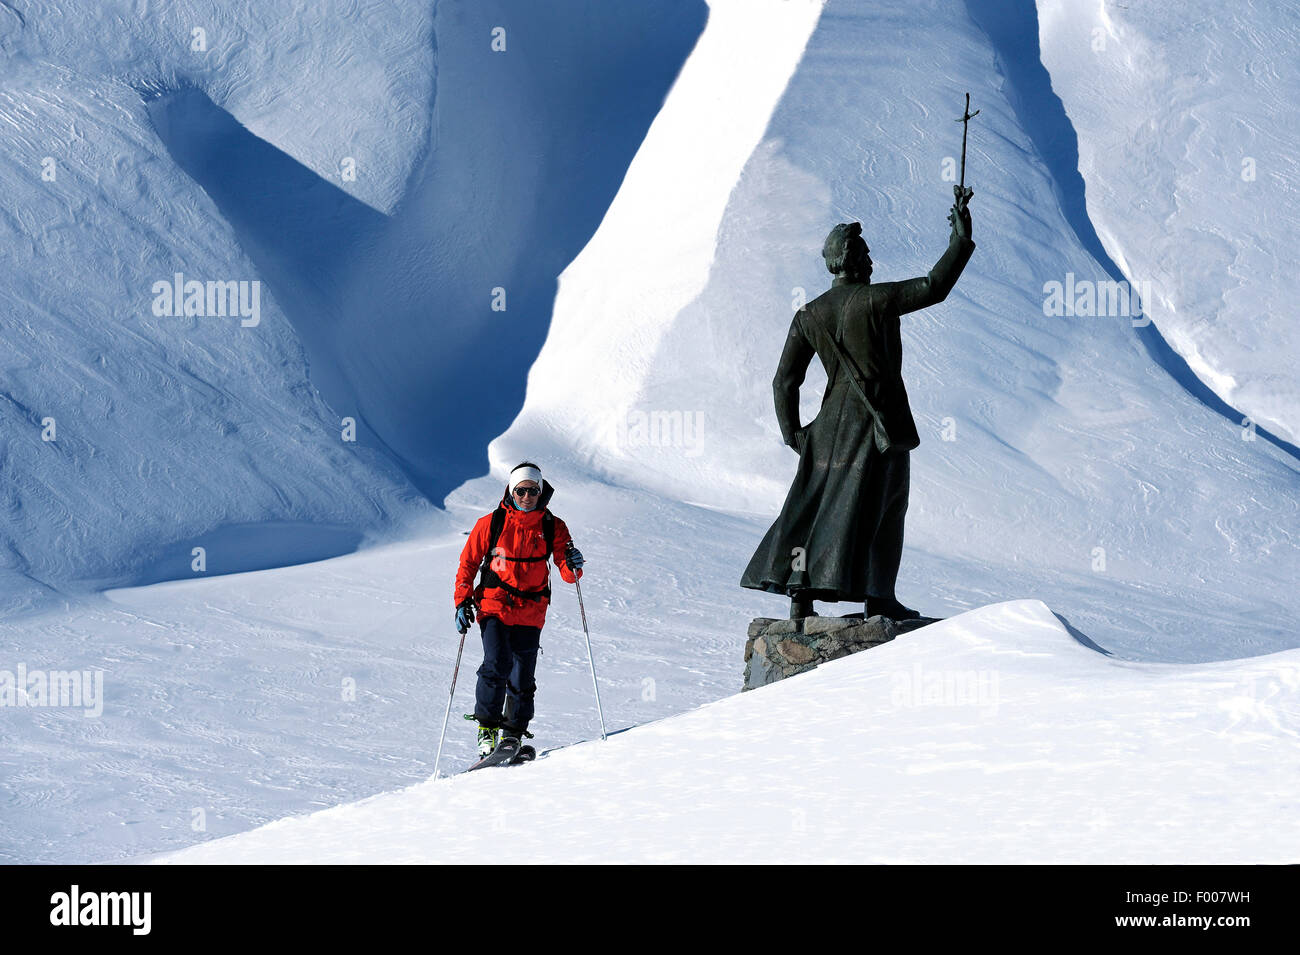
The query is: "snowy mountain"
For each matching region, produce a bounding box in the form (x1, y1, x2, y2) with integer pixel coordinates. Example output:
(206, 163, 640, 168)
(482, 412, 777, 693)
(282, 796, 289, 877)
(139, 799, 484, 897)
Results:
(0, 0, 435, 613)
(0, 0, 703, 611)
(488, 0, 1300, 662)
(1038, 0, 1300, 448)
(2, 0, 1297, 864)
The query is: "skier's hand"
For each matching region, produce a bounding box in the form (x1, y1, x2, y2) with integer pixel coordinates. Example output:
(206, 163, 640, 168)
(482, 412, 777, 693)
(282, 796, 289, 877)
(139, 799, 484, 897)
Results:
(948, 184, 973, 239)
(565, 541, 585, 572)
(455, 600, 475, 634)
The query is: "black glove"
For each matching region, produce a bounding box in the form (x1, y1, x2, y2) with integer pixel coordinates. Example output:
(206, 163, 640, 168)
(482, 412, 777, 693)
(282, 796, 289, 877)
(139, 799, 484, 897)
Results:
(565, 541, 585, 571)
(455, 600, 475, 634)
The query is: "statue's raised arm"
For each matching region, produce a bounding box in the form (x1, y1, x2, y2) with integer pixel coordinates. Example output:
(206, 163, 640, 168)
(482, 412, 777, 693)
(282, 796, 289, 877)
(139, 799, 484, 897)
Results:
(892, 184, 976, 315)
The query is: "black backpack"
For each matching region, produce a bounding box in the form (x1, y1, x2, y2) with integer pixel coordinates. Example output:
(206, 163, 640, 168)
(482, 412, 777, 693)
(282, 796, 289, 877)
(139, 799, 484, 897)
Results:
(477, 505, 557, 605)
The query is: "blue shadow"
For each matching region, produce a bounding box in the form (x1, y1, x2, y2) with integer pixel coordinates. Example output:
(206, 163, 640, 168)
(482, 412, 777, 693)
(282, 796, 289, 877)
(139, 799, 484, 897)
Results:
(125, 522, 365, 588)
(143, 1, 709, 504)
(1053, 611, 1113, 656)
(965, 0, 1300, 464)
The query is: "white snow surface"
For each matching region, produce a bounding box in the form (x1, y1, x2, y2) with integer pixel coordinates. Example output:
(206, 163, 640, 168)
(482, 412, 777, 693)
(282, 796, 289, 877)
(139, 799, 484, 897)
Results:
(487, 0, 1300, 663)
(0, 0, 433, 612)
(155, 600, 1300, 865)
(1038, 0, 1300, 445)
(2, 0, 431, 212)
(2, 0, 1298, 864)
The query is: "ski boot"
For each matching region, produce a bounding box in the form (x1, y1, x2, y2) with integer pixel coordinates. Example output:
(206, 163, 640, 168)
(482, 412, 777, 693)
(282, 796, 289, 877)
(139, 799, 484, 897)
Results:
(499, 727, 536, 764)
(476, 724, 501, 759)
(499, 698, 536, 764)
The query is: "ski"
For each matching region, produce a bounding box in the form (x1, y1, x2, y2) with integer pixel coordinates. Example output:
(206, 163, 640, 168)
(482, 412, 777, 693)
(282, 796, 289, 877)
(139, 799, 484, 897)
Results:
(467, 737, 520, 772)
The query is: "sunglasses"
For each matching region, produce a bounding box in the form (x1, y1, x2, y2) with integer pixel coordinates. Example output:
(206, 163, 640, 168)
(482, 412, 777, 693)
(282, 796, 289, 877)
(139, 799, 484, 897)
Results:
(513, 485, 540, 498)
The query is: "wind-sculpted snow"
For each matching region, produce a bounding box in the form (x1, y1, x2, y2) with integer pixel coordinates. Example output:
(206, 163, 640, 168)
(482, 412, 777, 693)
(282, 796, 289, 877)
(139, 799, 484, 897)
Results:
(0, 0, 433, 212)
(153, 601, 1300, 864)
(4, 0, 1297, 865)
(1036, 0, 1300, 447)
(0, 0, 437, 611)
(0, 0, 817, 865)
(488, 0, 1300, 662)
(0, 0, 704, 607)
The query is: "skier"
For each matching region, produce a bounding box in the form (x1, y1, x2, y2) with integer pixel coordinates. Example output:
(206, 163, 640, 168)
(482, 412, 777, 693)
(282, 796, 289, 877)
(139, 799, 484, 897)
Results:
(454, 462, 584, 761)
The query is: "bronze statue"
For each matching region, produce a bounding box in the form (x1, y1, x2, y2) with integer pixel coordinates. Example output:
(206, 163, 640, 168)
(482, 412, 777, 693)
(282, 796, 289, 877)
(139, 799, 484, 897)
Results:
(741, 183, 976, 621)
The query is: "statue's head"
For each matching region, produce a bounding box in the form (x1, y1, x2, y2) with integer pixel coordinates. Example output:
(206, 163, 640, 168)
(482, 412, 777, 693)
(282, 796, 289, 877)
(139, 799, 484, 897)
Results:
(823, 221, 872, 281)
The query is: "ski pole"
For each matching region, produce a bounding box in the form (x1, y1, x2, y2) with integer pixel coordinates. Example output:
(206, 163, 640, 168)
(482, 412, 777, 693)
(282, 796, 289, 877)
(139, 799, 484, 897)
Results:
(433, 622, 469, 779)
(573, 576, 607, 741)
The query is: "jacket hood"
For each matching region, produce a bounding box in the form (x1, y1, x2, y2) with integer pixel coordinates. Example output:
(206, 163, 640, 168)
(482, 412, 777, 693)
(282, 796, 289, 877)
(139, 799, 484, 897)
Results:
(500, 477, 555, 512)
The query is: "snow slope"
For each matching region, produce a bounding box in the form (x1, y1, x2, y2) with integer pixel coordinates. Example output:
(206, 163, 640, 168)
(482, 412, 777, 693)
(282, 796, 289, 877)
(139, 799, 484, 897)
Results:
(1037, 0, 1300, 446)
(3, 0, 1298, 865)
(1, 480, 778, 864)
(154, 601, 1300, 864)
(0, 0, 704, 611)
(0, 0, 433, 213)
(475, 0, 1300, 661)
(0, 0, 435, 613)
(0, 0, 814, 865)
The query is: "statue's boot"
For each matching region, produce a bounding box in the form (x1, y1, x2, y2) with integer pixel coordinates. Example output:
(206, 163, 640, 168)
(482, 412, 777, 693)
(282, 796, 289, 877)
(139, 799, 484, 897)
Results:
(866, 595, 921, 622)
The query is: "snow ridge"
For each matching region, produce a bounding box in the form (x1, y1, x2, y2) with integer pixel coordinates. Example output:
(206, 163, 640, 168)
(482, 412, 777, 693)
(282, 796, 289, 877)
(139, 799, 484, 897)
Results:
(153, 601, 1300, 864)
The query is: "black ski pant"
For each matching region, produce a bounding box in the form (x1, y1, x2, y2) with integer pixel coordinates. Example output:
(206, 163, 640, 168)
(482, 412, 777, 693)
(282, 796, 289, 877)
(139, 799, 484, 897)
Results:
(474, 615, 541, 734)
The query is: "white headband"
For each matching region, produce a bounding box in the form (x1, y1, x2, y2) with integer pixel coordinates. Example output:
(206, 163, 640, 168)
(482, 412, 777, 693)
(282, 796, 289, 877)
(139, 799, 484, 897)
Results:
(508, 465, 542, 494)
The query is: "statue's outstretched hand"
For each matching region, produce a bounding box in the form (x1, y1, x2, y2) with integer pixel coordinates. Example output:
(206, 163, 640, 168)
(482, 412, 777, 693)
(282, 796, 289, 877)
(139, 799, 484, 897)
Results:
(948, 183, 973, 240)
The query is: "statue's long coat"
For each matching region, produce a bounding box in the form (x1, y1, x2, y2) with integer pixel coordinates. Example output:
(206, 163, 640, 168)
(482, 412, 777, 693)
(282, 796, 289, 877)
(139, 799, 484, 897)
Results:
(741, 232, 975, 601)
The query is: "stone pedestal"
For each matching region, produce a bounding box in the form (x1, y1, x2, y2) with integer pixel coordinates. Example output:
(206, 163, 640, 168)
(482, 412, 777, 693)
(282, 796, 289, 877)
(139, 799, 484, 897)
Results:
(742, 614, 934, 690)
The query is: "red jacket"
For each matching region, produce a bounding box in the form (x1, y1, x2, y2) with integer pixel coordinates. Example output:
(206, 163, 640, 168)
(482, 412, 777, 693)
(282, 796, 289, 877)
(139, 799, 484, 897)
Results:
(454, 480, 581, 629)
